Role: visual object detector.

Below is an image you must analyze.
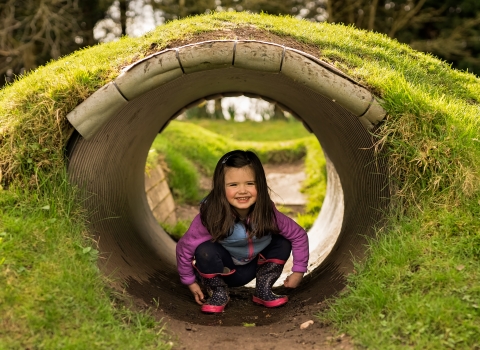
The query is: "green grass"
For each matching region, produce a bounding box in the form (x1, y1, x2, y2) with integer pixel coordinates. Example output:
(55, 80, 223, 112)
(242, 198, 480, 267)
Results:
(0, 176, 171, 349)
(160, 220, 192, 242)
(157, 120, 307, 174)
(149, 140, 203, 204)
(187, 118, 311, 141)
(323, 201, 480, 349)
(0, 11, 479, 349)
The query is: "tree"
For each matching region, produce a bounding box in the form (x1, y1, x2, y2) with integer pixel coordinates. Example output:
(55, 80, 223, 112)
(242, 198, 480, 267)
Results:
(317, 0, 480, 75)
(400, 0, 480, 75)
(3, 0, 479, 89)
(220, 0, 295, 16)
(270, 104, 287, 120)
(0, 0, 110, 87)
(151, 0, 215, 21)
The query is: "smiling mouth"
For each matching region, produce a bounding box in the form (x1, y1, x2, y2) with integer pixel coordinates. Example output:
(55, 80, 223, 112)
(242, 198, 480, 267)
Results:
(235, 197, 250, 201)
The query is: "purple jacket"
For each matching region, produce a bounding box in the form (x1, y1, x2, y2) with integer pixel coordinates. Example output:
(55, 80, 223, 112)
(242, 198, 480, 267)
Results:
(176, 206, 309, 285)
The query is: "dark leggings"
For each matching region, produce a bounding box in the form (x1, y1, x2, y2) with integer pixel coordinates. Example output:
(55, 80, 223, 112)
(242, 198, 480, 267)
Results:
(194, 234, 292, 287)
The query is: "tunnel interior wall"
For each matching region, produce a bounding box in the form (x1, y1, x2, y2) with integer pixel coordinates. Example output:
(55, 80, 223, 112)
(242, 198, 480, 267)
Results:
(66, 42, 389, 324)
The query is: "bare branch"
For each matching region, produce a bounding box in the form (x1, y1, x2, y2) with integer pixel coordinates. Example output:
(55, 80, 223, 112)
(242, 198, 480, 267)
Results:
(410, 15, 480, 62)
(0, 0, 81, 83)
(389, 0, 428, 38)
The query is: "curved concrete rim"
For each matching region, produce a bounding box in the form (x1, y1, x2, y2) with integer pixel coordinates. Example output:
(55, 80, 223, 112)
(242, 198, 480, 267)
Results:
(66, 40, 389, 326)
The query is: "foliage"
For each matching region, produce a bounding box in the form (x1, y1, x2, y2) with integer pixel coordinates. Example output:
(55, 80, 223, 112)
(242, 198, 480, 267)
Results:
(0, 0, 110, 87)
(160, 220, 192, 241)
(395, 0, 480, 77)
(182, 97, 289, 121)
(3, 0, 480, 91)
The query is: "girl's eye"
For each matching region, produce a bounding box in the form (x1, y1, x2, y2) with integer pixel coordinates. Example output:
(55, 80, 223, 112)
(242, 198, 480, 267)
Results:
(247, 182, 255, 186)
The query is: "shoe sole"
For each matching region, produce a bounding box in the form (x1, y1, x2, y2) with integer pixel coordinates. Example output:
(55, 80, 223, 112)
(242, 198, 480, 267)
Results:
(201, 298, 230, 313)
(252, 295, 288, 308)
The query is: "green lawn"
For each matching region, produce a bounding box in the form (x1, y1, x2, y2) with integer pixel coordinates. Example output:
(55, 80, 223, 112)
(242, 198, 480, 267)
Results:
(0, 178, 172, 350)
(185, 118, 311, 141)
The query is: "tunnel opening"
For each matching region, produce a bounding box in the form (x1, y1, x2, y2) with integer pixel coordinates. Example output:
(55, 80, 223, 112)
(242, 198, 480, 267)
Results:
(146, 96, 318, 236)
(65, 40, 389, 326)
(144, 94, 333, 288)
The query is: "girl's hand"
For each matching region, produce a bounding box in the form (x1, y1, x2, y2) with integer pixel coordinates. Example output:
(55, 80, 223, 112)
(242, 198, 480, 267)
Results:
(188, 282, 205, 305)
(283, 272, 304, 288)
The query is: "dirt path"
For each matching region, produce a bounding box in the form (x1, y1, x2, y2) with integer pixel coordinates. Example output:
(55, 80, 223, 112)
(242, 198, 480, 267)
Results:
(140, 283, 353, 350)
(162, 303, 352, 350)
(159, 161, 353, 350)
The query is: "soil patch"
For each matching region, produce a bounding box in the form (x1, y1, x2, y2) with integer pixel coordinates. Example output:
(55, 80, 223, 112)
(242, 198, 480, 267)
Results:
(147, 26, 322, 60)
(127, 282, 352, 349)
(152, 298, 353, 350)
(175, 204, 201, 222)
(262, 160, 305, 174)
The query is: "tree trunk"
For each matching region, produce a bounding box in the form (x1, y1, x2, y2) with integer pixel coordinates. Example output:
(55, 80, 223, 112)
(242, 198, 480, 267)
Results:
(22, 43, 37, 72)
(368, 0, 379, 31)
(119, 0, 128, 36)
(213, 99, 223, 120)
(270, 104, 286, 120)
(326, 0, 333, 22)
(80, 0, 110, 47)
(179, 0, 186, 18)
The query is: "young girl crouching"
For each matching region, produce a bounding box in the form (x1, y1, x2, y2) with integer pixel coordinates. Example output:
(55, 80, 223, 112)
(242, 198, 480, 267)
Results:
(176, 150, 309, 313)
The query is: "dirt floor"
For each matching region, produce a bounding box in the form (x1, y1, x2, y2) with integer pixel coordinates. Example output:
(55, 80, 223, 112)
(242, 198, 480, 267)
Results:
(141, 161, 354, 350)
(152, 296, 353, 350)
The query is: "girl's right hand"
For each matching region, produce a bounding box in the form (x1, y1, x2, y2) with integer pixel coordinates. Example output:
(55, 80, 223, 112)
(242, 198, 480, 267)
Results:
(188, 282, 205, 305)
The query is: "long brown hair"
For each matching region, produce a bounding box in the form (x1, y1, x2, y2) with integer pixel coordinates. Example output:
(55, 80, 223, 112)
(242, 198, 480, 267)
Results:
(200, 150, 279, 241)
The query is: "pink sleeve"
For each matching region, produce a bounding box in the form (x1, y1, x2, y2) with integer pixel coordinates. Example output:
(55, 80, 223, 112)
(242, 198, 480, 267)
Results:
(175, 215, 213, 285)
(274, 206, 309, 273)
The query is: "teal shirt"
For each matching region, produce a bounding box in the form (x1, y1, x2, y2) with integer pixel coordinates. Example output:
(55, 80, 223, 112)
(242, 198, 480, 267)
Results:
(220, 221, 272, 265)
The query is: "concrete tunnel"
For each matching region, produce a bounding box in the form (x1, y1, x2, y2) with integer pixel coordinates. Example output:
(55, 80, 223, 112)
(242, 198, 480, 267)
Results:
(65, 40, 389, 325)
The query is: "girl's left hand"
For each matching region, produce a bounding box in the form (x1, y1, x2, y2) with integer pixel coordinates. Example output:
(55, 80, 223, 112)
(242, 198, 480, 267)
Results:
(283, 272, 304, 288)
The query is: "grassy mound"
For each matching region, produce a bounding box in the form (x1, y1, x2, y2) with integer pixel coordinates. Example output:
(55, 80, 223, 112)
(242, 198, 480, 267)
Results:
(1, 11, 479, 349)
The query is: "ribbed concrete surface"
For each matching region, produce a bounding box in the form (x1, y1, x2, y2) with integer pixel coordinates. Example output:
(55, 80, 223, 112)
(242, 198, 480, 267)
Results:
(66, 41, 389, 325)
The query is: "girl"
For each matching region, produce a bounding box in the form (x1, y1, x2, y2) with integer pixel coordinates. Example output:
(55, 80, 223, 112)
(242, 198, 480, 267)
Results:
(176, 150, 309, 313)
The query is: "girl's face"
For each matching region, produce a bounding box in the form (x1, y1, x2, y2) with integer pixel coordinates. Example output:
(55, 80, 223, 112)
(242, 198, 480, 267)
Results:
(224, 165, 257, 218)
